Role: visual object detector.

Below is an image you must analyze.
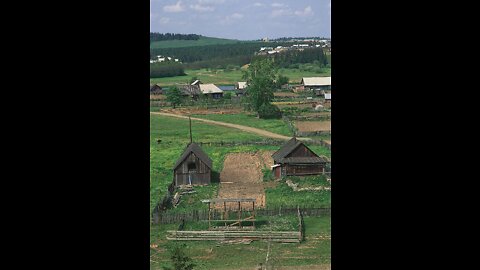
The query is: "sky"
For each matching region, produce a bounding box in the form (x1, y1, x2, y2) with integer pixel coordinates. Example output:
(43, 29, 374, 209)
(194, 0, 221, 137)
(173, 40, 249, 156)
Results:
(150, 0, 331, 40)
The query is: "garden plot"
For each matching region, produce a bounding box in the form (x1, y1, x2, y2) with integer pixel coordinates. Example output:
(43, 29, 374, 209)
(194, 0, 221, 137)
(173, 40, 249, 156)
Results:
(217, 151, 274, 210)
(295, 121, 331, 132)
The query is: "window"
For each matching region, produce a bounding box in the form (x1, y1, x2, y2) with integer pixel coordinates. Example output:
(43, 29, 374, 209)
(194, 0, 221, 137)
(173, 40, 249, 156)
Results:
(187, 162, 196, 171)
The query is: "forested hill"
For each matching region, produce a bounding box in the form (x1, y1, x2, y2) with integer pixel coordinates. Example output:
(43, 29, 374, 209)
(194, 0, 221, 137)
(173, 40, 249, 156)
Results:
(150, 34, 243, 49)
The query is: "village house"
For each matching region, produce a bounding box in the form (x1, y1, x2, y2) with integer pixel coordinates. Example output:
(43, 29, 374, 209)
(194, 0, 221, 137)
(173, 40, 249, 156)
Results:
(150, 84, 163, 94)
(235, 81, 247, 96)
(271, 137, 329, 178)
(173, 143, 212, 186)
(179, 84, 201, 99)
(199, 83, 223, 99)
(301, 77, 331, 95)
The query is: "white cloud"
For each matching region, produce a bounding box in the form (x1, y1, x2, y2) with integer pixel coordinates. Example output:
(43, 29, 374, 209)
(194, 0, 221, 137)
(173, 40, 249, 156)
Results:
(159, 17, 170, 24)
(190, 4, 215, 12)
(230, 13, 244, 19)
(271, 3, 287, 8)
(163, 1, 185, 13)
(150, 12, 159, 20)
(253, 2, 265, 7)
(294, 6, 313, 16)
(270, 9, 291, 18)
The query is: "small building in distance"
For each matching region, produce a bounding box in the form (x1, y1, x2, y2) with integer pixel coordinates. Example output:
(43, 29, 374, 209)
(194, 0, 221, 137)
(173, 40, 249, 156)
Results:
(173, 143, 212, 186)
(301, 77, 331, 93)
(150, 84, 163, 94)
(199, 84, 223, 99)
(235, 81, 248, 96)
(271, 137, 329, 178)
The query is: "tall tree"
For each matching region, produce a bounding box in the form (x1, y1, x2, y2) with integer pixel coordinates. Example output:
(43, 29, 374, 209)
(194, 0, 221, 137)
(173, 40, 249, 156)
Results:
(166, 86, 182, 109)
(242, 58, 281, 118)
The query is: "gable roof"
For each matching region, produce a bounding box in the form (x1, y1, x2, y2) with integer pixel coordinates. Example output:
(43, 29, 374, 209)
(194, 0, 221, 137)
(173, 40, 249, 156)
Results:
(301, 77, 331, 86)
(272, 137, 326, 164)
(173, 143, 212, 170)
(272, 137, 303, 161)
(199, 84, 223, 94)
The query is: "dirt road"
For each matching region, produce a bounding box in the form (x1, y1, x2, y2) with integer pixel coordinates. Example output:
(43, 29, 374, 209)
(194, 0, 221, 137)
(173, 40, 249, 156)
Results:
(151, 112, 311, 141)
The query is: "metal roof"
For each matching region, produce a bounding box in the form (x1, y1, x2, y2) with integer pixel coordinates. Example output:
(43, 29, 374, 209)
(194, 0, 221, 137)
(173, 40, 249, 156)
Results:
(191, 80, 201, 85)
(302, 77, 331, 86)
(199, 84, 223, 94)
(173, 143, 213, 170)
(324, 93, 331, 100)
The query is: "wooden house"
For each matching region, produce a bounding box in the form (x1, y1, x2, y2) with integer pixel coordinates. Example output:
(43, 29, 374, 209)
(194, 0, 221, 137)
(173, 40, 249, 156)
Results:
(199, 84, 223, 99)
(173, 143, 212, 186)
(301, 77, 331, 92)
(150, 84, 163, 94)
(271, 137, 328, 178)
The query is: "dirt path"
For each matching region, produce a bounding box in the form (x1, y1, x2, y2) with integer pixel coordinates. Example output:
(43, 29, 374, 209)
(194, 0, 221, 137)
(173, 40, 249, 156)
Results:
(151, 112, 312, 141)
(216, 151, 275, 209)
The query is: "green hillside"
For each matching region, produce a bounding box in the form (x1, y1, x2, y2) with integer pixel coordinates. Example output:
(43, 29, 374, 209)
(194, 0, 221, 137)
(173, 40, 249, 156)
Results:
(150, 36, 245, 49)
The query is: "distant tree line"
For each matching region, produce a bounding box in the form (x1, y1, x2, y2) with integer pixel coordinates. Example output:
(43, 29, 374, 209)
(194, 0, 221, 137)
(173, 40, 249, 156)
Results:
(150, 62, 185, 78)
(150, 33, 200, 43)
(150, 42, 269, 63)
(253, 47, 329, 68)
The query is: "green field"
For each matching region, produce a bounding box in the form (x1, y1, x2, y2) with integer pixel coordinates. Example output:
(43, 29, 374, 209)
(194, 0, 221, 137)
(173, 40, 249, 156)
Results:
(150, 216, 330, 270)
(150, 67, 331, 87)
(190, 113, 293, 137)
(150, 113, 331, 269)
(151, 113, 331, 213)
(150, 36, 245, 49)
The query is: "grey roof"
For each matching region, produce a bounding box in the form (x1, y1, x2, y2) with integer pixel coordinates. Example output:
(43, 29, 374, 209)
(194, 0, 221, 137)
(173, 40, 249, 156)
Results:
(272, 137, 302, 161)
(173, 143, 212, 170)
(272, 137, 326, 164)
(279, 157, 328, 164)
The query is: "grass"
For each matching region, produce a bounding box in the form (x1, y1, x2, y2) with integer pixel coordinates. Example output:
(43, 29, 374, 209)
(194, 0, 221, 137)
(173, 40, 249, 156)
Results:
(190, 113, 293, 137)
(150, 67, 331, 87)
(150, 114, 266, 214)
(265, 182, 331, 208)
(151, 113, 331, 269)
(150, 36, 243, 49)
(151, 113, 331, 213)
(288, 175, 331, 189)
(150, 215, 330, 270)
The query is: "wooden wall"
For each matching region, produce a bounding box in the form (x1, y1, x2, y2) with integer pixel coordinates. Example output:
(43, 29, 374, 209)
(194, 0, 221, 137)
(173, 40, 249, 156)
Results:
(174, 152, 211, 186)
(285, 164, 324, 176)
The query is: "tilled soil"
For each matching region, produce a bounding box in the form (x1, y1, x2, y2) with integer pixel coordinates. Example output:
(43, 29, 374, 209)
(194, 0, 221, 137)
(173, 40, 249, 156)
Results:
(217, 151, 275, 210)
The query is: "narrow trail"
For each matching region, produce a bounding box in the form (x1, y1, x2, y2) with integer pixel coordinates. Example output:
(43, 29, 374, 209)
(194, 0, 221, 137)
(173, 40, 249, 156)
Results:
(151, 112, 312, 141)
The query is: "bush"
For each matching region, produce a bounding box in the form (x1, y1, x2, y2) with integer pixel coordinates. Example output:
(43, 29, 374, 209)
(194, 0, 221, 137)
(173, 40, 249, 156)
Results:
(258, 103, 282, 119)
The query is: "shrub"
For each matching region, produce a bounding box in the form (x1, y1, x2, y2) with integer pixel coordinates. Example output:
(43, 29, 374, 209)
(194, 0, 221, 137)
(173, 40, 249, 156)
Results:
(258, 103, 282, 119)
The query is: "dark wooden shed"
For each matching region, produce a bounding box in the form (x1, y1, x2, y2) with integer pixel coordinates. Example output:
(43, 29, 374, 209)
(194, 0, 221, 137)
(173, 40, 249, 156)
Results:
(173, 143, 212, 186)
(150, 84, 163, 94)
(271, 137, 328, 178)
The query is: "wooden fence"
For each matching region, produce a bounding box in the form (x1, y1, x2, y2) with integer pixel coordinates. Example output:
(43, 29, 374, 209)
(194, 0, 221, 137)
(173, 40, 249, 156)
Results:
(165, 207, 306, 243)
(152, 207, 330, 225)
(195, 139, 330, 148)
